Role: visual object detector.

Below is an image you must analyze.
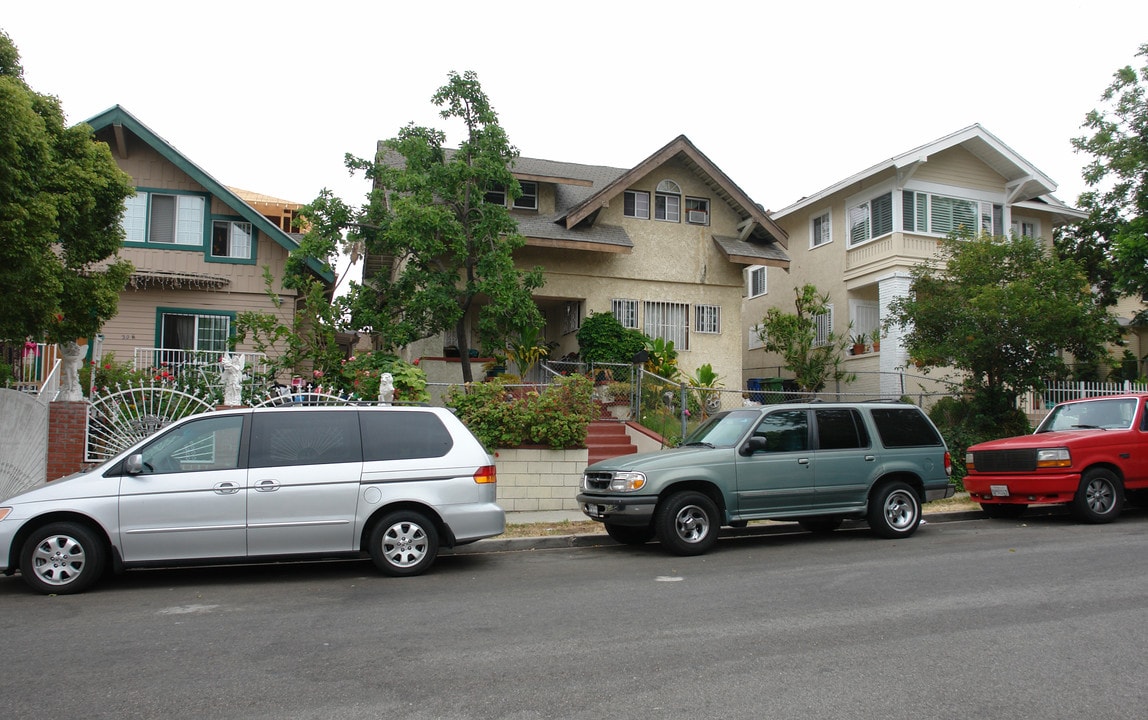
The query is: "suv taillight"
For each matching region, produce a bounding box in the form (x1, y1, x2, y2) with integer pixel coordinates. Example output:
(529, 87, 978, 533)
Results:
(474, 465, 497, 484)
(944, 451, 952, 477)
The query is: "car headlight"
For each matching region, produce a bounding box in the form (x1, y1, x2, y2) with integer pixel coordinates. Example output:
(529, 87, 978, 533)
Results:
(609, 471, 646, 492)
(1035, 447, 1071, 468)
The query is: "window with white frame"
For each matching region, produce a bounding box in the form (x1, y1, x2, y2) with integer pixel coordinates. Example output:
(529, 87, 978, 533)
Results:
(694, 304, 721, 334)
(513, 181, 538, 210)
(211, 220, 253, 259)
(124, 191, 206, 246)
(811, 210, 831, 247)
(655, 180, 681, 222)
(850, 300, 880, 344)
(1011, 218, 1040, 238)
(644, 300, 689, 350)
(612, 298, 638, 329)
(746, 265, 767, 298)
(685, 197, 710, 225)
(624, 190, 650, 219)
(813, 305, 834, 347)
(160, 311, 231, 354)
(903, 191, 1003, 236)
(847, 192, 892, 245)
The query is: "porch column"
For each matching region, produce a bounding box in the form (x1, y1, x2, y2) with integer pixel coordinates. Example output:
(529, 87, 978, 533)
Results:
(878, 272, 912, 398)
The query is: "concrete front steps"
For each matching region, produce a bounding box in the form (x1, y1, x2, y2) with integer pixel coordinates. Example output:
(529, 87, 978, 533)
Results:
(586, 419, 638, 465)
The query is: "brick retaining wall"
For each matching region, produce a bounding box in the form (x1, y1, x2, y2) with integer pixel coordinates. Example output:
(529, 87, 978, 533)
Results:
(493, 447, 587, 512)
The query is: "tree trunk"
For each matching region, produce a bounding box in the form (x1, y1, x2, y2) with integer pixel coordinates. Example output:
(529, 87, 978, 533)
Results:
(456, 317, 474, 383)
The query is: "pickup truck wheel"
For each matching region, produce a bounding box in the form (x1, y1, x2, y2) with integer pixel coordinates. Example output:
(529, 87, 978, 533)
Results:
(979, 503, 1027, 519)
(605, 523, 654, 545)
(20, 522, 106, 595)
(655, 491, 719, 556)
(368, 511, 439, 577)
(798, 517, 843, 534)
(1071, 469, 1123, 524)
(867, 481, 921, 539)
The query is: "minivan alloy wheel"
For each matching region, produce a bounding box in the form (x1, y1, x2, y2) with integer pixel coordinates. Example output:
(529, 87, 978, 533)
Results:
(368, 510, 440, 577)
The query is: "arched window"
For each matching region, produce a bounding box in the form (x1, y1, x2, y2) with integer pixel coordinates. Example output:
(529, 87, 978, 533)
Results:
(655, 179, 681, 222)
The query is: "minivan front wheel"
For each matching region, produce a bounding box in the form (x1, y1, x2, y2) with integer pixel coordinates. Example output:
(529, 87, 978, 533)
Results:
(655, 491, 719, 556)
(20, 522, 106, 595)
(369, 511, 440, 577)
(867, 481, 921, 539)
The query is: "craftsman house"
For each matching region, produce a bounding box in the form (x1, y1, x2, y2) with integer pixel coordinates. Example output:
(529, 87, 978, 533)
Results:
(402, 135, 791, 386)
(85, 105, 333, 376)
(743, 124, 1088, 397)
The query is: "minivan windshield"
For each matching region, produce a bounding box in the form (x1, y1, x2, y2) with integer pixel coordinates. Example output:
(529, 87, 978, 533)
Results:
(1037, 397, 1138, 432)
(681, 410, 759, 448)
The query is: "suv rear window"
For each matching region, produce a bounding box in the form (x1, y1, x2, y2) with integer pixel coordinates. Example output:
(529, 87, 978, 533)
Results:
(360, 411, 454, 461)
(815, 408, 870, 450)
(869, 407, 943, 448)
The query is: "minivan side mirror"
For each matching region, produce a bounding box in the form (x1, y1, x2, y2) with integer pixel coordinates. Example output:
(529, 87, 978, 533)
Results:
(125, 454, 145, 475)
(740, 436, 767, 456)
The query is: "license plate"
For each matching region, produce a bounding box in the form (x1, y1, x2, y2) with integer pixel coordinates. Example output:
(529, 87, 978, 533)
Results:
(585, 504, 602, 518)
(990, 484, 1010, 497)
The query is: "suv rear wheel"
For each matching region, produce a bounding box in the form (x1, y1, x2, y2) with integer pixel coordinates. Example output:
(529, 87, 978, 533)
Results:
(655, 491, 719, 556)
(867, 481, 921, 539)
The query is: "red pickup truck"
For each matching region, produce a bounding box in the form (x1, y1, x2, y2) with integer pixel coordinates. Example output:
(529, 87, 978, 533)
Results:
(964, 394, 1148, 522)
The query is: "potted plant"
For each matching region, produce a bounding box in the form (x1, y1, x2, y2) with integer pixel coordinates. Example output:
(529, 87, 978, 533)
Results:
(871, 334, 881, 352)
(850, 332, 868, 355)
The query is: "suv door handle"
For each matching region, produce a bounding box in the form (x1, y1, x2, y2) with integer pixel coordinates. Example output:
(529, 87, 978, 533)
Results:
(254, 479, 280, 492)
(864, 455, 876, 461)
(214, 481, 240, 495)
(797, 458, 810, 465)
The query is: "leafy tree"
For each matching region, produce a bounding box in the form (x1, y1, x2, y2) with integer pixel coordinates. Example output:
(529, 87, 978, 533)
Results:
(757, 284, 853, 392)
(0, 31, 135, 343)
(887, 233, 1121, 425)
(1058, 43, 1148, 307)
(318, 71, 543, 383)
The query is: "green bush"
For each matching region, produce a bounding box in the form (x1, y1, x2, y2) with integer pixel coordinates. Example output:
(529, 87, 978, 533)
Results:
(337, 352, 429, 403)
(928, 396, 1031, 488)
(446, 374, 597, 451)
(576, 312, 646, 365)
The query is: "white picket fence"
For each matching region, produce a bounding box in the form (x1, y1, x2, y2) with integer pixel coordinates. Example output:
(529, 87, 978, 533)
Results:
(1020, 380, 1148, 416)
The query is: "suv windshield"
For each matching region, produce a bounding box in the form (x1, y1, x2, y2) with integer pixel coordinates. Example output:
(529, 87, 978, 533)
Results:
(1038, 398, 1138, 432)
(681, 410, 760, 447)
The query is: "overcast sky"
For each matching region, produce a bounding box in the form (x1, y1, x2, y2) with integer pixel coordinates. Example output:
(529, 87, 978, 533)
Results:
(4, 1, 1146, 217)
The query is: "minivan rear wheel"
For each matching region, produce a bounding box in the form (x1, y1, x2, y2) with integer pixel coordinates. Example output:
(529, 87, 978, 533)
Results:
(369, 511, 439, 577)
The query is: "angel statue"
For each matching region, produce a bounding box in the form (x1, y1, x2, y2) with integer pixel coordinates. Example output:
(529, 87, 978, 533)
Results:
(378, 372, 394, 405)
(219, 352, 246, 406)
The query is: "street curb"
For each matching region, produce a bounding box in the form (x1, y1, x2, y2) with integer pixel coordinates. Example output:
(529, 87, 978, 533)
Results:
(444, 509, 991, 556)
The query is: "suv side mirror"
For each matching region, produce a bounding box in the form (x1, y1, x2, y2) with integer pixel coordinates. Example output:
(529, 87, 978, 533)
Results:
(125, 454, 145, 475)
(740, 436, 767, 456)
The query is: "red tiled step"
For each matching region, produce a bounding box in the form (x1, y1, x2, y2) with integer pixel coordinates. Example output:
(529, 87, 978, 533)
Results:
(586, 420, 637, 465)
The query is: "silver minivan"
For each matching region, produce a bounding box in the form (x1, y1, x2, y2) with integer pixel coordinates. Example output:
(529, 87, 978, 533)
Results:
(0, 405, 505, 594)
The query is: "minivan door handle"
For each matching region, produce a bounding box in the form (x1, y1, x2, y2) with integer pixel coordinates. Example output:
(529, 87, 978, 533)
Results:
(214, 481, 240, 495)
(254, 479, 280, 492)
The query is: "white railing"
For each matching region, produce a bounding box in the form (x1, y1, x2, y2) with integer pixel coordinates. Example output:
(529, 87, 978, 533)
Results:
(1020, 380, 1148, 414)
(132, 347, 268, 378)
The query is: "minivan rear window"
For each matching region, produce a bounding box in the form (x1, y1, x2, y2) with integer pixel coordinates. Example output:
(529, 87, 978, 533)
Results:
(249, 411, 364, 467)
(869, 407, 943, 448)
(360, 411, 454, 461)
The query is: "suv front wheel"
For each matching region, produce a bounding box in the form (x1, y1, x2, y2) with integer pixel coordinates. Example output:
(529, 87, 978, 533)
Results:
(655, 491, 719, 556)
(867, 480, 921, 539)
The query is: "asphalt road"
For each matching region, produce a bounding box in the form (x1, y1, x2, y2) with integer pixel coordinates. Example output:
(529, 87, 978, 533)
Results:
(2, 510, 1147, 720)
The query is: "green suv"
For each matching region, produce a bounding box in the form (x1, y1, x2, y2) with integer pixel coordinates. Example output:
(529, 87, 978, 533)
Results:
(577, 401, 954, 555)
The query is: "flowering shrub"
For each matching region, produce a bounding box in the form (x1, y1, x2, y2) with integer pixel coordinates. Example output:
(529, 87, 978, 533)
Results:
(446, 374, 596, 451)
(337, 352, 429, 403)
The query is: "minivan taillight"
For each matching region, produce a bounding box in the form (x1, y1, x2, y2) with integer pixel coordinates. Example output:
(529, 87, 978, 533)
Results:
(474, 465, 497, 484)
(944, 451, 952, 477)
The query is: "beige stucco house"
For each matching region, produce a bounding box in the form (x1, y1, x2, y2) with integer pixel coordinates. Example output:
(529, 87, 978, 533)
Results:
(405, 135, 791, 386)
(84, 106, 333, 376)
(743, 124, 1088, 397)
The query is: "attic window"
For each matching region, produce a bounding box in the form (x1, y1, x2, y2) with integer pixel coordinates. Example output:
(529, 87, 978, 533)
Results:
(484, 184, 506, 205)
(655, 180, 681, 223)
(513, 181, 538, 210)
(685, 197, 709, 225)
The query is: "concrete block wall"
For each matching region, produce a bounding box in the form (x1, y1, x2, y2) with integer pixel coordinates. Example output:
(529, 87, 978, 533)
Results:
(493, 447, 588, 512)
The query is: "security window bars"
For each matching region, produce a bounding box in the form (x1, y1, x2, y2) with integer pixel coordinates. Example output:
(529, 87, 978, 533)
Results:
(612, 298, 638, 329)
(694, 304, 720, 334)
(644, 301, 689, 351)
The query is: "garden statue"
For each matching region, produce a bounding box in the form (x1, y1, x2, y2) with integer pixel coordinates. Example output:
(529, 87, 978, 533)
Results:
(378, 372, 394, 405)
(58, 340, 87, 401)
(219, 352, 246, 406)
